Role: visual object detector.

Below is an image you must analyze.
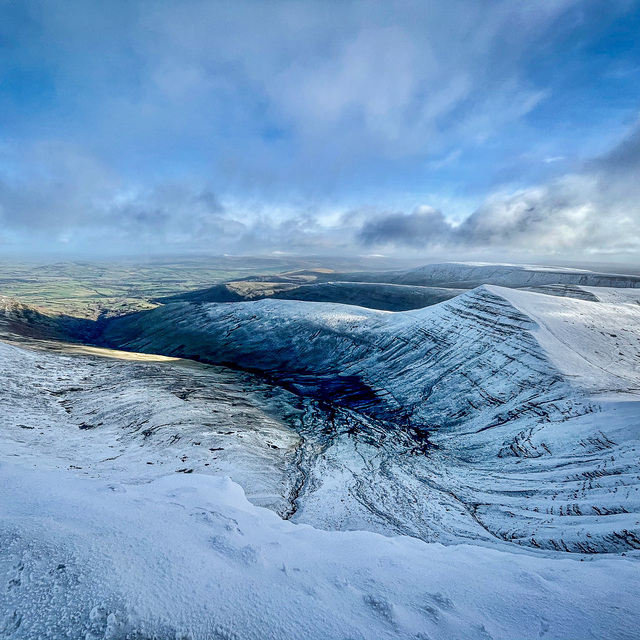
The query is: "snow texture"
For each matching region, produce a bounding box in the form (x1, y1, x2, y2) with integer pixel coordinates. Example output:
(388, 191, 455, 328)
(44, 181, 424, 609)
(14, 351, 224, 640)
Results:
(102, 285, 640, 552)
(332, 262, 640, 289)
(2, 279, 640, 639)
(2, 463, 638, 640)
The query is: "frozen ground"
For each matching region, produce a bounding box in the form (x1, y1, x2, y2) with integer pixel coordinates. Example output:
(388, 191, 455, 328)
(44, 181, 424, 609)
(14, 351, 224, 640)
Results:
(2, 463, 639, 640)
(104, 285, 640, 551)
(2, 281, 640, 638)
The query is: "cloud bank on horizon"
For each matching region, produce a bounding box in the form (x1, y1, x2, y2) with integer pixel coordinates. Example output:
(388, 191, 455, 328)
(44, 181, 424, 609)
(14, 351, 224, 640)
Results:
(1, 0, 640, 260)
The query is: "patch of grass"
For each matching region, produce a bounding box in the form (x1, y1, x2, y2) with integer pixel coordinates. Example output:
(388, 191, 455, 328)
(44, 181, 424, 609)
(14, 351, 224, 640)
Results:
(0, 256, 306, 318)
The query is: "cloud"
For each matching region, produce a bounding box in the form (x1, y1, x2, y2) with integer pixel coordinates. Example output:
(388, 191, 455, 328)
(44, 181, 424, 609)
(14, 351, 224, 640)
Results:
(0, 142, 118, 231)
(209, 0, 571, 159)
(0, 141, 240, 251)
(357, 118, 640, 257)
(359, 206, 452, 247)
(4, 119, 640, 259)
(589, 119, 640, 175)
(1, 0, 638, 260)
(0, 0, 581, 183)
(0, 140, 352, 254)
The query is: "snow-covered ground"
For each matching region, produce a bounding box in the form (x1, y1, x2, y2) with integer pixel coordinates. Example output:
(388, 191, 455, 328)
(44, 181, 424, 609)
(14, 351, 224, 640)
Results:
(103, 285, 640, 551)
(484, 285, 640, 395)
(0, 338, 307, 516)
(2, 463, 639, 640)
(2, 283, 640, 638)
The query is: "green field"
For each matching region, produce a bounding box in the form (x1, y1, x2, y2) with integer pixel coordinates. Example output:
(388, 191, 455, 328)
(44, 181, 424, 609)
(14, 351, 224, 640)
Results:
(0, 256, 307, 318)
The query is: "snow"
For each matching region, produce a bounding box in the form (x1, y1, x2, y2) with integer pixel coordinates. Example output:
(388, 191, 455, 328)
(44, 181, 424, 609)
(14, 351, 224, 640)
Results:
(2, 462, 639, 640)
(3, 283, 640, 638)
(410, 261, 595, 272)
(481, 285, 640, 395)
(99, 286, 640, 552)
(0, 338, 304, 516)
(337, 262, 640, 288)
(582, 285, 640, 304)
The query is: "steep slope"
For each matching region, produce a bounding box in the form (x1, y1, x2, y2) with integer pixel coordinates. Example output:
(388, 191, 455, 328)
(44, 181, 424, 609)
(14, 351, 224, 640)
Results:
(0, 296, 96, 343)
(4, 277, 639, 639)
(156, 262, 640, 313)
(103, 286, 640, 551)
(0, 338, 312, 516)
(105, 288, 569, 429)
(520, 283, 601, 301)
(484, 286, 640, 395)
(271, 281, 462, 310)
(157, 281, 300, 303)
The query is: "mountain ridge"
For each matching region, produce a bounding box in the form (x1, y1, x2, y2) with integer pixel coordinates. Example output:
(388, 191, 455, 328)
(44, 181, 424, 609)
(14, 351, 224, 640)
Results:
(99, 285, 640, 552)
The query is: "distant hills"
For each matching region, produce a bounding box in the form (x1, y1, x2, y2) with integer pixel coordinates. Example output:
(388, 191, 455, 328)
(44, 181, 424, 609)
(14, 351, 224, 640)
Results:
(157, 261, 640, 311)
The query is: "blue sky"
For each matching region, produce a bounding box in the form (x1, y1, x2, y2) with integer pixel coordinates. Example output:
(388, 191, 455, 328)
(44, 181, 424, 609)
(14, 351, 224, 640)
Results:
(1, 0, 640, 261)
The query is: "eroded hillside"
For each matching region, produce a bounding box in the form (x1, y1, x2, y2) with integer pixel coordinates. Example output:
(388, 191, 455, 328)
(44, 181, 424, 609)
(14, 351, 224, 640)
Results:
(100, 285, 640, 551)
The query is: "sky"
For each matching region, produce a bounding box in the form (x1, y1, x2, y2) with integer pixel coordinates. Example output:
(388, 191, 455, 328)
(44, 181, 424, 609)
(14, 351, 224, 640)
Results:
(1, 0, 640, 262)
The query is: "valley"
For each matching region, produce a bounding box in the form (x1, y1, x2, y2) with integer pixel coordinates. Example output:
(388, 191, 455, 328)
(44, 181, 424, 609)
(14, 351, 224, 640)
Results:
(2, 260, 640, 639)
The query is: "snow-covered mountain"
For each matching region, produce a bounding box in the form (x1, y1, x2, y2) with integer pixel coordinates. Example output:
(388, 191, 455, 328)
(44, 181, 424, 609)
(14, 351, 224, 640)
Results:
(328, 262, 640, 289)
(154, 263, 640, 314)
(160, 280, 463, 311)
(2, 282, 640, 639)
(103, 285, 640, 552)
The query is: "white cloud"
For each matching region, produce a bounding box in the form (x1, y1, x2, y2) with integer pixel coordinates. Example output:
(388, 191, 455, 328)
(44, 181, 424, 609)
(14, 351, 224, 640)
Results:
(358, 118, 640, 258)
(3, 0, 638, 261)
(137, 0, 578, 158)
